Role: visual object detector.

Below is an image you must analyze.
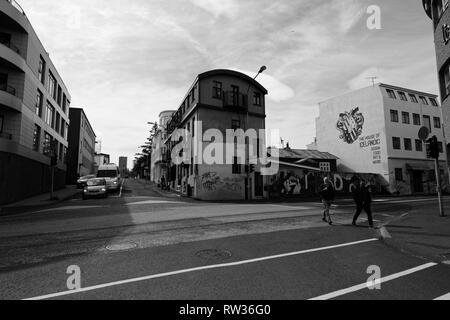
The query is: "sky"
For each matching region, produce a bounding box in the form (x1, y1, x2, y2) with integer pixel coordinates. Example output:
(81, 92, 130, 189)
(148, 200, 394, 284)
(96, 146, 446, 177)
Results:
(18, 0, 437, 168)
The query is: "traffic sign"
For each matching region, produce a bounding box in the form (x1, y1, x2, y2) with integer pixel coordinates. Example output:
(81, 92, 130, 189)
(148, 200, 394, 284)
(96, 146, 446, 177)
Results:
(418, 127, 430, 141)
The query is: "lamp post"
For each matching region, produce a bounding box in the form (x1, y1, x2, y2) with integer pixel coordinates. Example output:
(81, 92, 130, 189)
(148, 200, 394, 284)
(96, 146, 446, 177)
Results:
(245, 66, 267, 201)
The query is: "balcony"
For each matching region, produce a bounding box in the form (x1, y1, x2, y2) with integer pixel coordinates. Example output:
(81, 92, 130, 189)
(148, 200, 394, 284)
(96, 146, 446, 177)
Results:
(0, 40, 21, 55)
(0, 83, 16, 96)
(4, 0, 26, 16)
(223, 91, 248, 109)
(0, 132, 12, 140)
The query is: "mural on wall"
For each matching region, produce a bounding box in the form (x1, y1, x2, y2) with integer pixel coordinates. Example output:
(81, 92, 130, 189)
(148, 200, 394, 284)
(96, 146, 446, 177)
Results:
(336, 107, 365, 144)
(197, 172, 244, 193)
(269, 169, 384, 197)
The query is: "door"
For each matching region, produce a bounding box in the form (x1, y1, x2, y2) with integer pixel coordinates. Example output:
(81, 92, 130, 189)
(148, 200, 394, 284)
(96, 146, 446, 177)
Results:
(412, 171, 424, 193)
(254, 172, 264, 197)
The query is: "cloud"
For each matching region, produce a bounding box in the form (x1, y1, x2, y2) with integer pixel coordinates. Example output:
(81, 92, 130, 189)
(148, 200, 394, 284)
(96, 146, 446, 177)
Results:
(188, 0, 240, 18)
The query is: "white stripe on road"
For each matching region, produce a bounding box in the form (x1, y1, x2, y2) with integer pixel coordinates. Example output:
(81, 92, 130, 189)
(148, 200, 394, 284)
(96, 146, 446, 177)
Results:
(309, 262, 438, 300)
(23, 238, 378, 300)
(434, 293, 450, 300)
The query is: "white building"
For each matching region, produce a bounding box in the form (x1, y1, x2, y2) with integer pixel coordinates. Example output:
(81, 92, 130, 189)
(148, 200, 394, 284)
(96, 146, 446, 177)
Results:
(150, 110, 175, 184)
(316, 83, 448, 195)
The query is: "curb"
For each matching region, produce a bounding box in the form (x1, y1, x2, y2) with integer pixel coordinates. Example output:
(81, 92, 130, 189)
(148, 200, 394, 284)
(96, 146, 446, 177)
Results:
(0, 190, 82, 217)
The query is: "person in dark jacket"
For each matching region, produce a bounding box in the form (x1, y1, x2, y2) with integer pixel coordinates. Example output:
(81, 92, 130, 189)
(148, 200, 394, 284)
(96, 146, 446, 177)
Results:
(319, 177, 335, 225)
(352, 179, 374, 228)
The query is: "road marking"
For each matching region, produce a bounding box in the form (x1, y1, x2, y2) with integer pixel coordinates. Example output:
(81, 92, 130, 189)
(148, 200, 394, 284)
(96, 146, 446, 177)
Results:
(126, 200, 175, 206)
(434, 293, 450, 300)
(33, 206, 104, 213)
(23, 238, 378, 300)
(378, 227, 392, 239)
(309, 263, 438, 300)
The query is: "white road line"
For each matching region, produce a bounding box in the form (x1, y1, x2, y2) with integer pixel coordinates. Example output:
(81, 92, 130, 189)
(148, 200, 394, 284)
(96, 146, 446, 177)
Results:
(434, 293, 450, 300)
(309, 262, 438, 300)
(23, 238, 378, 300)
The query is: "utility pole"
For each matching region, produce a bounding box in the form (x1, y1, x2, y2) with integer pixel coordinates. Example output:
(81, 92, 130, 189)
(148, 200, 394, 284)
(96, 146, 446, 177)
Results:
(427, 135, 445, 217)
(245, 66, 267, 201)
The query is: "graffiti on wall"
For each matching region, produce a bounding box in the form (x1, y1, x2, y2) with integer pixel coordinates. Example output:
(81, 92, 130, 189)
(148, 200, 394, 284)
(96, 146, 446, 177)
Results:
(336, 107, 365, 144)
(269, 170, 383, 197)
(197, 172, 244, 193)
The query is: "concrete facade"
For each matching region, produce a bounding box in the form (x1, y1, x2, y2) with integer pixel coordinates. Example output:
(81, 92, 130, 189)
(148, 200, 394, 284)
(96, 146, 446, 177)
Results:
(66, 108, 96, 183)
(119, 156, 128, 178)
(164, 69, 268, 201)
(423, 0, 450, 160)
(316, 83, 448, 195)
(0, 0, 71, 204)
(150, 110, 175, 184)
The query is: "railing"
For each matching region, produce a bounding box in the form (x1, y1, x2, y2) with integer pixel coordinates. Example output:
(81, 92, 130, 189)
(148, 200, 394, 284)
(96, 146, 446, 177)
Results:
(4, 0, 26, 16)
(223, 91, 248, 109)
(0, 40, 21, 55)
(0, 83, 16, 96)
(0, 132, 12, 140)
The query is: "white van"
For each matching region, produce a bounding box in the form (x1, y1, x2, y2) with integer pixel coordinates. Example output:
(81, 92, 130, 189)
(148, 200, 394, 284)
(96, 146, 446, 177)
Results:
(97, 164, 121, 191)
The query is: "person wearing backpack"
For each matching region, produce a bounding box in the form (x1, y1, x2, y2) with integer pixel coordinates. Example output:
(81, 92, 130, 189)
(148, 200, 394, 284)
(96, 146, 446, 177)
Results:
(319, 177, 335, 225)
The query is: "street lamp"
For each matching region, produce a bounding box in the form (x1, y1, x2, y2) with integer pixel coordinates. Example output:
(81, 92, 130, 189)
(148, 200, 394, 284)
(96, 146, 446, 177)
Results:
(245, 66, 267, 201)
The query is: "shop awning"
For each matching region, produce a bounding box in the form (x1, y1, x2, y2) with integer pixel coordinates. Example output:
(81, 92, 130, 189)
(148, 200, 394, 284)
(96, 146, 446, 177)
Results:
(405, 163, 435, 171)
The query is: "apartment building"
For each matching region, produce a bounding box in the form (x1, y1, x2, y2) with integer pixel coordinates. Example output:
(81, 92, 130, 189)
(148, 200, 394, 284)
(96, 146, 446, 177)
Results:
(163, 69, 268, 201)
(316, 83, 447, 195)
(423, 0, 450, 157)
(150, 110, 175, 184)
(0, 0, 71, 204)
(66, 108, 96, 184)
(119, 156, 128, 178)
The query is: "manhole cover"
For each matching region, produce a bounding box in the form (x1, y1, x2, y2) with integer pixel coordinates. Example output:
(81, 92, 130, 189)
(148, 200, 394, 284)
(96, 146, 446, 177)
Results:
(196, 249, 232, 261)
(106, 242, 138, 251)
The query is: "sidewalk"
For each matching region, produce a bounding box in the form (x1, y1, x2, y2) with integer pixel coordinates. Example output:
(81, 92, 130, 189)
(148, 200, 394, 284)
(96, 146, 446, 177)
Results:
(0, 186, 81, 216)
(380, 206, 450, 264)
(134, 179, 184, 199)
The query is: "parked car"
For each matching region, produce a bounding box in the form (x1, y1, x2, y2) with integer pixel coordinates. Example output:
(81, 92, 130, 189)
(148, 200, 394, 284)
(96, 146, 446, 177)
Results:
(82, 178, 108, 200)
(97, 164, 121, 192)
(77, 175, 96, 189)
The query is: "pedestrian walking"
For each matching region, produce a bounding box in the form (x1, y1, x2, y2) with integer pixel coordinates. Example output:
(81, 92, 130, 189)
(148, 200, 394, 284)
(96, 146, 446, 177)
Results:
(319, 177, 335, 225)
(352, 179, 374, 228)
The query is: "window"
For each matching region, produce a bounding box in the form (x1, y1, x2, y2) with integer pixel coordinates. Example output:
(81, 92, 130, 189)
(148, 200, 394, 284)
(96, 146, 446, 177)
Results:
(434, 117, 442, 128)
(55, 112, 61, 133)
(63, 146, 68, 163)
(393, 137, 401, 150)
(232, 157, 242, 174)
(38, 56, 46, 84)
(419, 96, 429, 105)
(231, 85, 240, 106)
(33, 125, 41, 151)
(59, 142, 63, 162)
(61, 119, 66, 137)
(320, 162, 331, 172)
(398, 92, 408, 101)
(436, 0, 450, 18)
(191, 87, 196, 103)
(430, 98, 438, 107)
(213, 81, 222, 99)
(395, 168, 403, 182)
(409, 94, 418, 103)
(62, 93, 67, 113)
(253, 92, 261, 106)
(404, 138, 412, 151)
(43, 132, 52, 155)
(192, 117, 195, 138)
(438, 142, 444, 153)
(386, 89, 397, 99)
(64, 123, 69, 140)
(35, 90, 43, 117)
(57, 85, 62, 106)
(402, 112, 410, 124)
(413, 113, 421, 126)
(232, 119, 241, 130)
(415, 140, 423, 152)
(0, 115, 3, 133)
(45, 102, 55, 127)
(442, 63, 450, 97)
(423, 115, 432, 132)
(390, 110, 399, 123)
(48, 72, 57, 100)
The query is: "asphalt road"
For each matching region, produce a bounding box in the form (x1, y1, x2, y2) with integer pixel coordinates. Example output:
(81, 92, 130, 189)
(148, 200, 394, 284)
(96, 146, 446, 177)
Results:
(0, 179, 449, 300)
